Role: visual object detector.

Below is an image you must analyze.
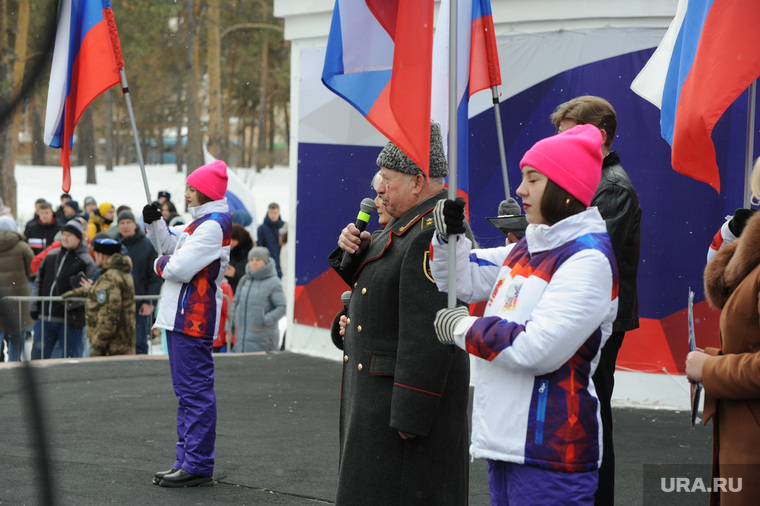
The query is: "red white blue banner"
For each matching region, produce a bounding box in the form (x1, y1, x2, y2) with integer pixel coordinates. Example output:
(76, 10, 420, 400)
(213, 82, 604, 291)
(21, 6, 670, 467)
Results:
(432, 0, 501, 196)
(632, 0, 760, 193)
(44, 0, 123, 192)
(322, 0, 435, 177)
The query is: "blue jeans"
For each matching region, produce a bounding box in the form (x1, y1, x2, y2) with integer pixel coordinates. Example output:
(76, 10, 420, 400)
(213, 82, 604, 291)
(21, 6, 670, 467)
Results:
(1, 329, 28, 361)
(32, 320, 85, 359)
(135, 314, 150, 355)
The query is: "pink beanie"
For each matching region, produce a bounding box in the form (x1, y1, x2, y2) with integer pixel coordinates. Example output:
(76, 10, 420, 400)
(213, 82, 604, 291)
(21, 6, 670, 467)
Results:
(519, 124, 603, 207)
(186, 160, 228, 201)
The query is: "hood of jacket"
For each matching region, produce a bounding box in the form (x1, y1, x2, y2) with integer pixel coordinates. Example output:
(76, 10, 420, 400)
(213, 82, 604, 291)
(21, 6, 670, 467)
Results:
(188, 198, 229, 220)
(117, 226, 145, 246)
(525, 208, 608, 255)
(704, 211, 760, 310)
(101, 252, 134, 275)
(0, 230, 23, 253)
(245, 257, 277, 280)
(56, 239, 92, 258)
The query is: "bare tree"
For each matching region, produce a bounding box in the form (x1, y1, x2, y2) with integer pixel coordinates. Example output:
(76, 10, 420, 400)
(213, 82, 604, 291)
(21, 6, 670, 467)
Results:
(185, 0, 204, 175)
(0, 0, 30, 217)
(207, 0, 223, 161)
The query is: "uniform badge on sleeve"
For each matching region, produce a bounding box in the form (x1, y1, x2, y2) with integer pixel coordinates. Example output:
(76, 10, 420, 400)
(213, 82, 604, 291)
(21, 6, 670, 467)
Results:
(97, 290, 107, 303)
(423, 251, 435, 283)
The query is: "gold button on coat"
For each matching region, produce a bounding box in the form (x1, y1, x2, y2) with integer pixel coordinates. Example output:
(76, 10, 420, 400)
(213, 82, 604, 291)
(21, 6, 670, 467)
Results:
(357, 325, 362, 333)
(344, 355, 349, 363)
(346, 318, 351, 324)
(361, 287, 367, 295)
(358, 363, 363, 371)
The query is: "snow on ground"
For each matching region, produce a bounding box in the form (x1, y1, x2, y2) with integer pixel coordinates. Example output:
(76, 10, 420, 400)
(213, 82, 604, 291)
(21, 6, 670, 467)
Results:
(14, 163, 290, 230)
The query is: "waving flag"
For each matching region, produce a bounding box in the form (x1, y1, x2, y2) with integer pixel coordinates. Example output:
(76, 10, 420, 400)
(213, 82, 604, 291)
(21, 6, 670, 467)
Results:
(431, 0, 501, 196)
(322, 0, 434, 177)
(631, 0, 760, 193)
(44, 0, 124, 192)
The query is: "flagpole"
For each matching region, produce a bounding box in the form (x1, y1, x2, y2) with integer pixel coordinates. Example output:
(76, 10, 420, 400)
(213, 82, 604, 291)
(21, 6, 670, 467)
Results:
(119, 69, 162, 255)
(491, 86, 509, 200)
(744, 80, 757, 209)
(446, 0, 459, 310)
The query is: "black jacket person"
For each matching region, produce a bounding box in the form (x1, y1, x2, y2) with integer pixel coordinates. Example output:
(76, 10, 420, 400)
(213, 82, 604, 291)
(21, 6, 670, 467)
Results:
(328, 121, 471, 505)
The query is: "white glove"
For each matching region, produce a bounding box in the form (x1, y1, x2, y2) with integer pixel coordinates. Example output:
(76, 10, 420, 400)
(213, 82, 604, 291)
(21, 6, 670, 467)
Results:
(433, 306, 469, 345)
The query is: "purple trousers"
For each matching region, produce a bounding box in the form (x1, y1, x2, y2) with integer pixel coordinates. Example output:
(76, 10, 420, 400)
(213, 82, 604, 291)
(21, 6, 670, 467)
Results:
(167, 330, 216, 477)
(487, 459, 597, 505)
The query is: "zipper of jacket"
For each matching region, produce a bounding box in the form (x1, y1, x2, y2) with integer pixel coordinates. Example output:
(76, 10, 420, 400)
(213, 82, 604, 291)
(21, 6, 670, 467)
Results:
(47, 250, 69, 317)
(535, 379, 549, 445)
(177, 284, 188, 315)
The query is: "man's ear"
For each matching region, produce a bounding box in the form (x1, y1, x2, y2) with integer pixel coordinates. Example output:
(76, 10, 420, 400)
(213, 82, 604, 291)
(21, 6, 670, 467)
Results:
(411, 174, 426, 194)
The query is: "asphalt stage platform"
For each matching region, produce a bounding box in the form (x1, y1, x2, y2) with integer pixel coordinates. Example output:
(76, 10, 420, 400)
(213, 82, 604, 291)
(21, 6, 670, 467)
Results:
(0, 352, 712, 505)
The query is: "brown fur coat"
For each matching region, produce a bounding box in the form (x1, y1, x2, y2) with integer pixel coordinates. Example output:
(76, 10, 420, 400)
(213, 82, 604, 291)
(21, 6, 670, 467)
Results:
(701, 211, 760, 506)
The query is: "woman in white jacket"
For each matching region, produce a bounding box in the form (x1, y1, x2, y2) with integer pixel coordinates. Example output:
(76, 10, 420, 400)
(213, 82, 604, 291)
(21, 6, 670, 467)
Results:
(143, 160, 232, 488)
(430, 124, 618, 505)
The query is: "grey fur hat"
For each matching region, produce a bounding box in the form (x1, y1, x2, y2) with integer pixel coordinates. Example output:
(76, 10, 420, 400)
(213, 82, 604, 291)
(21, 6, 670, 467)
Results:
(376, 120, 447, 178)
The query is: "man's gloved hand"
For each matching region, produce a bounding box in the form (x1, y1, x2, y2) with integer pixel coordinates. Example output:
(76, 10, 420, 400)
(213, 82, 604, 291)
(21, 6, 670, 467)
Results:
(142, 204, 162, 225)
(728, 208, 756, 237)
(432, 197, 466, 240)
(433, 306, 469, 345)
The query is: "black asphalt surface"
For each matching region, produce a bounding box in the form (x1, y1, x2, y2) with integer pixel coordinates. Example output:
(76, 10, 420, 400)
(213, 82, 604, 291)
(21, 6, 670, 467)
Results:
(0, 352, 711, 505)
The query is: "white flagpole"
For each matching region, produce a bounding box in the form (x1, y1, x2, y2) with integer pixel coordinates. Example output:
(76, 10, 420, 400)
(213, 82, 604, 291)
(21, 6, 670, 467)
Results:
(119, 68, 162, 255)
(744, 80, 757, 208)
(447, 0, 459, 309)
(491, 86, 509, 199)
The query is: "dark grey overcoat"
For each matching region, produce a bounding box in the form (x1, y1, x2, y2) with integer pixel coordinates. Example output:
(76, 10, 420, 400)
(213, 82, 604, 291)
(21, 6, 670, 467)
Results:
(328, 190, 471, 505)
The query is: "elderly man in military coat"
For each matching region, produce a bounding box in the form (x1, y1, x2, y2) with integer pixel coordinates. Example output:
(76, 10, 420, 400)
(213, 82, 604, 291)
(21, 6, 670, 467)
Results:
(328, 121, 471, 505)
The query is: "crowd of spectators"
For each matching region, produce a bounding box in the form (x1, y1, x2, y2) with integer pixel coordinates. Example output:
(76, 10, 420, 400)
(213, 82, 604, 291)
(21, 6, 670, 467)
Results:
(0, 190, 287, 361)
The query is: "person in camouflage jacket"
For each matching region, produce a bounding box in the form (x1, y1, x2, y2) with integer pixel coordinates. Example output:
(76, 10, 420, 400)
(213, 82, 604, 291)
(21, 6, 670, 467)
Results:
(63, 237, 136, 356)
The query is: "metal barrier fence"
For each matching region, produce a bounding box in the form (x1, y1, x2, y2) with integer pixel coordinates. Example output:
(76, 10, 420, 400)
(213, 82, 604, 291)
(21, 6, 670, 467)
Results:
(2, 292, 242, 360)
(2, 294, 162, 361)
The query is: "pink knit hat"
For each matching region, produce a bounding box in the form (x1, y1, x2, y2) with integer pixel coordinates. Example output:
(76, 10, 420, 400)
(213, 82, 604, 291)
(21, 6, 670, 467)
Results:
(519, 124, 603, 207)
(186, 160, 228, 201)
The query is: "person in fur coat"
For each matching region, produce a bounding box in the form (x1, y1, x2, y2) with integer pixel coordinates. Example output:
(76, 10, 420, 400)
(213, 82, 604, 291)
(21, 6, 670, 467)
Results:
(687, 183, 760, 506)
(231, 247, 286, 352)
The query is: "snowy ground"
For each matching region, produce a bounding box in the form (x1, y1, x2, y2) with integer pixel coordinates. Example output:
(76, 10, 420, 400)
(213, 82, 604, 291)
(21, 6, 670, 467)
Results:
(14, 163, 290, 228)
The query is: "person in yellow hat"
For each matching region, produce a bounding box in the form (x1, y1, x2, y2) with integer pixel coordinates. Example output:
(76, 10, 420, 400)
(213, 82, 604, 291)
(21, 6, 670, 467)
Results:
(87, 202, 116, 240)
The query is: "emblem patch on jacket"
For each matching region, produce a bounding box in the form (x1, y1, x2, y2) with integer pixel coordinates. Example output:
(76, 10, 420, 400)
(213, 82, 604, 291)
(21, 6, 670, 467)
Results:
(97, 290, 107, 303)
(424, 251, 435, 283)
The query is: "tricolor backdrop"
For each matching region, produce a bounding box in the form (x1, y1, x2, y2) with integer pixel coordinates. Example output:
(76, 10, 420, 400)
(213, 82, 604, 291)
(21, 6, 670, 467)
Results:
(293, 23, 760, 375)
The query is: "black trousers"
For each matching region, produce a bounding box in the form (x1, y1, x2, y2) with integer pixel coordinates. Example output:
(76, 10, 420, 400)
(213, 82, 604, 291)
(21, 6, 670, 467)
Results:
(593, 330, 625, 506)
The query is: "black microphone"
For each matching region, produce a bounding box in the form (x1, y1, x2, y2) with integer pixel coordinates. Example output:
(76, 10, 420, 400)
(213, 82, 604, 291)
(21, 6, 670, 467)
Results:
(340, 198, 377, 270)
(341, 291, 352, 308)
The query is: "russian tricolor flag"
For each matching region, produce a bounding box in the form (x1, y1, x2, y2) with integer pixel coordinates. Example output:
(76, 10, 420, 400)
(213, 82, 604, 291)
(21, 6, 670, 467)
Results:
(631, 0, 760, 193)
(431, 0, 501, 197)
(322, 0, 435, 177)
(44, 0, 124, 192)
